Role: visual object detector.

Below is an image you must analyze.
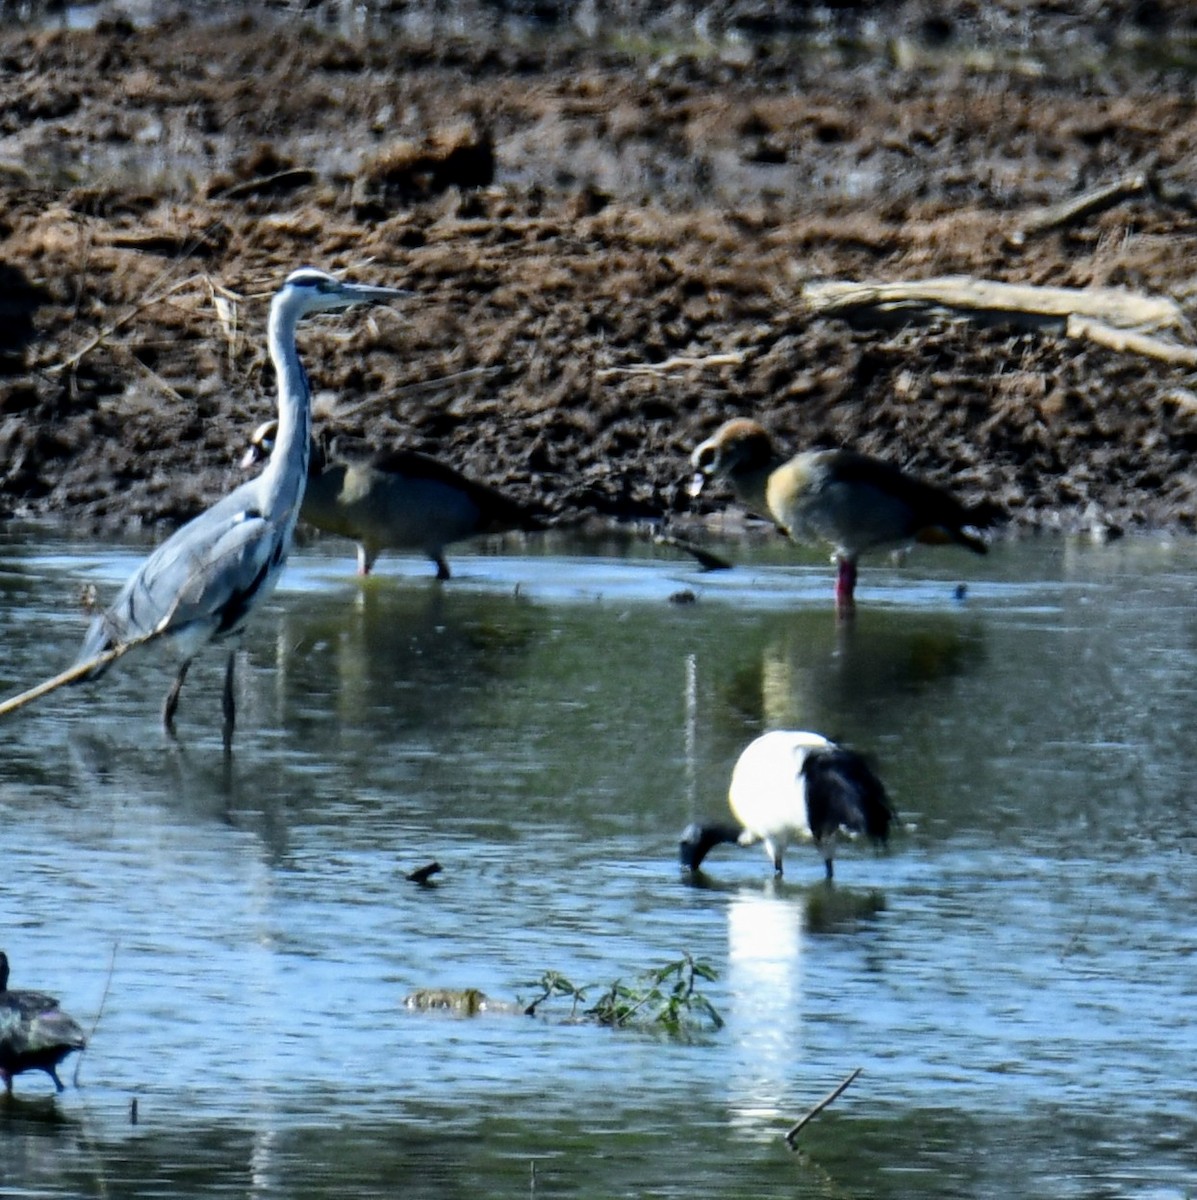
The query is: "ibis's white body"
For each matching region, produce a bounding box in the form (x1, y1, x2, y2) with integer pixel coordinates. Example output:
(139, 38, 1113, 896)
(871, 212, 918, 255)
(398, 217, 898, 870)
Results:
(729, 730, 836, 869)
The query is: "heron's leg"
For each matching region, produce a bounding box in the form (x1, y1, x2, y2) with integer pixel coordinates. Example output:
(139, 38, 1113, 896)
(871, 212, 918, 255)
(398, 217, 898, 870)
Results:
(163, 660, 191, 735)
(49, 1067, 65, 1093)
(222, 650, 236, 752)
(434, 555, 451, 581)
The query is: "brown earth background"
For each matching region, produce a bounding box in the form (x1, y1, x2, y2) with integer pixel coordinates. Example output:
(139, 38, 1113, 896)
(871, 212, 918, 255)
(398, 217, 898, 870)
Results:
(3, 0, 1197, 542)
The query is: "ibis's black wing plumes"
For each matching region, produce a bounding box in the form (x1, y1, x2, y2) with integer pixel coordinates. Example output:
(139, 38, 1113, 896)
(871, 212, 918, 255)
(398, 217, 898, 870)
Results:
(801, 747, 894, 845)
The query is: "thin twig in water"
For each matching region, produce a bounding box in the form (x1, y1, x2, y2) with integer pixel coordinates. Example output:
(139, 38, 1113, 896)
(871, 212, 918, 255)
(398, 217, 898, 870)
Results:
(784, 1067, 863, 1148)
(74, 941, 119, 1088)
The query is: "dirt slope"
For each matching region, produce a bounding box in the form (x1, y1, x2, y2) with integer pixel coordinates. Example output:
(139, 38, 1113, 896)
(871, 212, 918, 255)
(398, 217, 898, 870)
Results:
(2, 2, 1197, 539)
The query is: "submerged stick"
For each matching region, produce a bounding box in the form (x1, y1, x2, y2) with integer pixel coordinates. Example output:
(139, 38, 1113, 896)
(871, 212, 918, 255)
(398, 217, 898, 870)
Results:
(652, 531, 733, 572)
(595, 351, 746, 379)
(405, 861, 443, 885)
(784, 1067, 863, 1148)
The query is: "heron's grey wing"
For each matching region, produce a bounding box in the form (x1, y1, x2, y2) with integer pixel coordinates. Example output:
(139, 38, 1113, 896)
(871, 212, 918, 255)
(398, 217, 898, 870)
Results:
(156, 507, 288, 637)
(79, 497, 288, 661)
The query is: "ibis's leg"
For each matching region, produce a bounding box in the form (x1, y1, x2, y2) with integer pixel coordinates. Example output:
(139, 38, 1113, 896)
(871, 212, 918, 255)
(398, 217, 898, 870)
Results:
(163, 660, 191, 735)
(222, 651, 236, 752)
(766, 839, 784, 876)
(824, 857, 835, 881)
(434, 555, 451, 582)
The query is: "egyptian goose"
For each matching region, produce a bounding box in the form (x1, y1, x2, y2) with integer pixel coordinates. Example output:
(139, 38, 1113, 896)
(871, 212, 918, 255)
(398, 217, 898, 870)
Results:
(0, 951, 87, 1095)
(679, 730, 894, 880)
(243, 421, 544, 579)
(688, 418, 988, 611)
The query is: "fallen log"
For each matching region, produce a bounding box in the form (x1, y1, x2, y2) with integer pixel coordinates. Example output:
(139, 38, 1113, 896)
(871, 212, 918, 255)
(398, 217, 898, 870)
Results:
(802, 276, 1184, 334)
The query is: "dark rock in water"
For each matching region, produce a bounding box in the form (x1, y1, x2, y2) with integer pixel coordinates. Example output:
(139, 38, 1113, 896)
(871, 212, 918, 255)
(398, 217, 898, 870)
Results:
(0, 951, 87, 1096)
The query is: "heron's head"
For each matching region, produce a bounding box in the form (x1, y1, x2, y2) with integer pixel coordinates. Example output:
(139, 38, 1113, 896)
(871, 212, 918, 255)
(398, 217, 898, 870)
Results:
(277, 267, 408, 316)
(687, 419, 775, 498)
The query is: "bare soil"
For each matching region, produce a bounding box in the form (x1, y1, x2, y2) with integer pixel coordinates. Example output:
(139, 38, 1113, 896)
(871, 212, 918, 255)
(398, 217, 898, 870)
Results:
(3, 1, 1197, 541)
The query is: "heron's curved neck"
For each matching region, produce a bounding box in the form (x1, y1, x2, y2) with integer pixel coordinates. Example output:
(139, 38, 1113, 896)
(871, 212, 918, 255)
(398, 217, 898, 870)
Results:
(262, 300, 313, 518)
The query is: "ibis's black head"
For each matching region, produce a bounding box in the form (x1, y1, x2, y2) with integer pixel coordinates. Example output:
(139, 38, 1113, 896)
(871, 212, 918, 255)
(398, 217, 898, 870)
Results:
(0, 950, 9, 992)
(679, 821, 744, 872)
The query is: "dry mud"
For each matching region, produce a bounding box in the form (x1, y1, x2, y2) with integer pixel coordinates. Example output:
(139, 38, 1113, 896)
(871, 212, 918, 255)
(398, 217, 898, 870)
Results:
(2, 2, 1197, 542)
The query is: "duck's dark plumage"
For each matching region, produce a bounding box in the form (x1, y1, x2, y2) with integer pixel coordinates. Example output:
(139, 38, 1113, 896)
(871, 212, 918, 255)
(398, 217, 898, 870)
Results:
(0, 951, 87, 1095)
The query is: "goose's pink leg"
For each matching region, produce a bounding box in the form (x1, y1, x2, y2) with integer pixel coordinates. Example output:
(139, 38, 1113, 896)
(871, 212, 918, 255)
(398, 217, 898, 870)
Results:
(834, 557, 857, 614)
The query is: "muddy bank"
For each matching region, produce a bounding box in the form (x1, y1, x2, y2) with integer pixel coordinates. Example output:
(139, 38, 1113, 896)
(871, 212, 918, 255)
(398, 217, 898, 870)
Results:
(2, 3, 1197, 543)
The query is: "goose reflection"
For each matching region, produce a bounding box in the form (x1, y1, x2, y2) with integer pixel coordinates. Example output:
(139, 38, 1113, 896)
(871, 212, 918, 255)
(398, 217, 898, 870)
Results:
(723, 608, 984, 734)
(269, 579, 540, 735)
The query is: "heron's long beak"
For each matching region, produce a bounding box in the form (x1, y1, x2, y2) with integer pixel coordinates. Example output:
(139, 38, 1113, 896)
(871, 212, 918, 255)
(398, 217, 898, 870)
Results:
(344, 283, 412, 305)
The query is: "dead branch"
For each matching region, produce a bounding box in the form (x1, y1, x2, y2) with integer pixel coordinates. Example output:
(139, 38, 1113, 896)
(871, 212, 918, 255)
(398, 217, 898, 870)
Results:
(595, 351, 746, 379)
(50, 273, 207, 374)
(1065, 315, 1197, 366)
(0, 631, 163, 720)
(212, 167, 316, 200)
(1009, 172, 1151, 245)
(784, 1067, 863, 1149)
(802, 276, 1184, 335)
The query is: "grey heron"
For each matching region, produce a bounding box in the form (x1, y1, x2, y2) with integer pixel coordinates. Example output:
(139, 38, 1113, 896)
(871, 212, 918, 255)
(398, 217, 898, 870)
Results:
(679, 730, 894, 880)
(75, 267, 404, 748)
(689, 418, 989, 613)
(0, 950, 87, 1095)
(240, 420, 545, 578)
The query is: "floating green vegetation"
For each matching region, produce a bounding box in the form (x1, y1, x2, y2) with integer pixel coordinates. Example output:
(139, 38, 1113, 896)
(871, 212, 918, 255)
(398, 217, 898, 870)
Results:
(522, 953, 723, 1036)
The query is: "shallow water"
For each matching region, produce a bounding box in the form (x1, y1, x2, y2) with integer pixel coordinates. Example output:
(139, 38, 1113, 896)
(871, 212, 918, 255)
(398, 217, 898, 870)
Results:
(1, 526, 1195, 1198)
